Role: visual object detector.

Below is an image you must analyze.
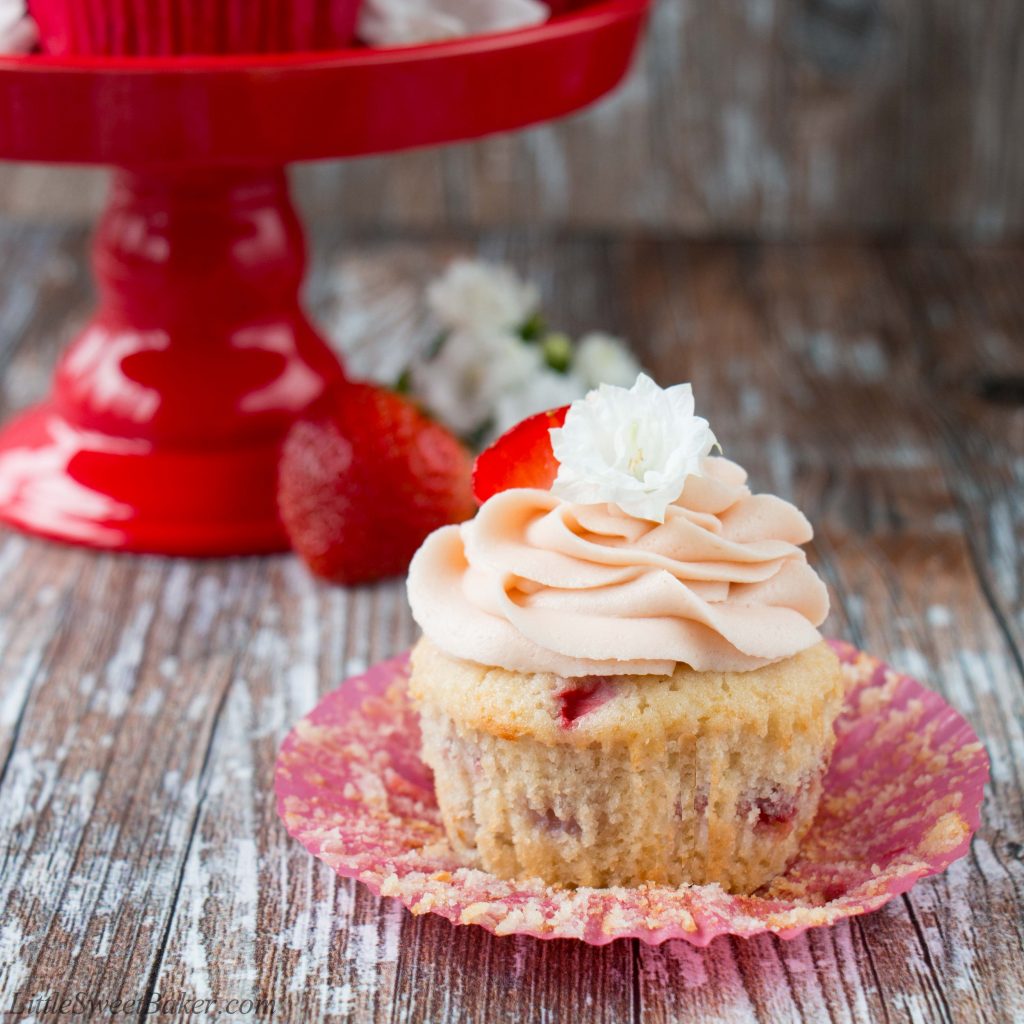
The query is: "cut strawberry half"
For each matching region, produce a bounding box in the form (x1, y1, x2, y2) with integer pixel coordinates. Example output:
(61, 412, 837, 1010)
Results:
(472, 405, 568, 504)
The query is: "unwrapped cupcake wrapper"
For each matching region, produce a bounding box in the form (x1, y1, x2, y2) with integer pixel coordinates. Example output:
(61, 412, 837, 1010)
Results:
(275, 640, 988, 946)
(28, 0, 360, 56)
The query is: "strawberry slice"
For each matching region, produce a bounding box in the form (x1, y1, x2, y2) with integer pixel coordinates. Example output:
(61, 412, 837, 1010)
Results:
(472, 405, 568, 504)
(555, 676, 615, 728)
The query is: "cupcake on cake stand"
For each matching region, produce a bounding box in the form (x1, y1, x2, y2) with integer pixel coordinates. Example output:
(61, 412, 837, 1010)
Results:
(0, 0, 648, 555)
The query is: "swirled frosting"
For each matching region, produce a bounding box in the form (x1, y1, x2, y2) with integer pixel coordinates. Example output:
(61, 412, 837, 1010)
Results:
(407, 457, 830, 676)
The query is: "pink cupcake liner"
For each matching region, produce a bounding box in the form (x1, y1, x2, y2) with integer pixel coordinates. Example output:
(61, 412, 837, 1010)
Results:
(275, 640, 988, 946)
(27, 0, 360, 56)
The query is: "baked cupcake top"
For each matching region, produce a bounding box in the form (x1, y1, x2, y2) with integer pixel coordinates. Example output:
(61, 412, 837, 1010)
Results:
(408, 375, 829, 676)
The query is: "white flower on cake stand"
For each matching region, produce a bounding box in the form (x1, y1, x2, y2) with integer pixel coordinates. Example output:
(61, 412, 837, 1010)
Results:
(359, 0, 548, 47)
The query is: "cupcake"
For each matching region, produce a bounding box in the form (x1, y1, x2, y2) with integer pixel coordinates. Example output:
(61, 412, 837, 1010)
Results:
(27, 0, 362, 56)
(407, 374, 844, 893)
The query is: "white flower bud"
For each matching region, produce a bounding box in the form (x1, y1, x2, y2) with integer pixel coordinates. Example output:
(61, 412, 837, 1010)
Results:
(573, 332, 643, 389)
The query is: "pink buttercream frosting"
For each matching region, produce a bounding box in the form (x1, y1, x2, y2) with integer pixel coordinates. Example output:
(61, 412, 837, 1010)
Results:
(407, 457, 830, 676)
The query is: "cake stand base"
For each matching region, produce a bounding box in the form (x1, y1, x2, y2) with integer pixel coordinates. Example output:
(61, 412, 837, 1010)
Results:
(0, 401, 299, 554)
(0, 167, 344, 555)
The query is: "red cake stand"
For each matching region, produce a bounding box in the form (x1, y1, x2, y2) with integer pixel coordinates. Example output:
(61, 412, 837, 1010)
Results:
(0, 0, 648, 555)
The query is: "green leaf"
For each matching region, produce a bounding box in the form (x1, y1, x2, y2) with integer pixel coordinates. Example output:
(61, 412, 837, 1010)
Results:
(542, 332, 574, 373)
(519, 312, 545, 341)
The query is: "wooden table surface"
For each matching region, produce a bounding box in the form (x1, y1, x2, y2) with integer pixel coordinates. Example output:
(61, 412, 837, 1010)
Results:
(0, 226, 1021, 1023)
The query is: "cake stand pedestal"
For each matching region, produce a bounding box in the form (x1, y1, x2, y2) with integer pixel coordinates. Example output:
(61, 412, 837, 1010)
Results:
(0, 0, 649, 554)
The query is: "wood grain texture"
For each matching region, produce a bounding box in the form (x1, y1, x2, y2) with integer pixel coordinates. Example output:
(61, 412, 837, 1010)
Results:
(1, 0, 1023, 238)
(0, 228, 1021, 1023)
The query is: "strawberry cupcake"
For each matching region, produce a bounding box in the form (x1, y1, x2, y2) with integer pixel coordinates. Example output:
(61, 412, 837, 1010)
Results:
(27, 0, 362, 56)
(407, 374, 844, 893)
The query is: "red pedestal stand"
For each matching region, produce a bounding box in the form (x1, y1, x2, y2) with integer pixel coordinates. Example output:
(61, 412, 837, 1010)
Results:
(0, 0, 649, 554)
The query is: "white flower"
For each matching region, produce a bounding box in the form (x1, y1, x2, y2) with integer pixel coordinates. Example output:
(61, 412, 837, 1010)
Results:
(0, 0, 36, 54)
(491, 368, 588, 440)
(412, 328, 542, 436)
(550, 373, 718, 522)
(359, 0, 547, 47)
(426, 259, 540, 334)
(573, 332, 642, 388)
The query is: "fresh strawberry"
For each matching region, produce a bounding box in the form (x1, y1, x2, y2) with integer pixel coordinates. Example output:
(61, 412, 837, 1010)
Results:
(472, 405, 568, 504)
(278, 381, 475, 585)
